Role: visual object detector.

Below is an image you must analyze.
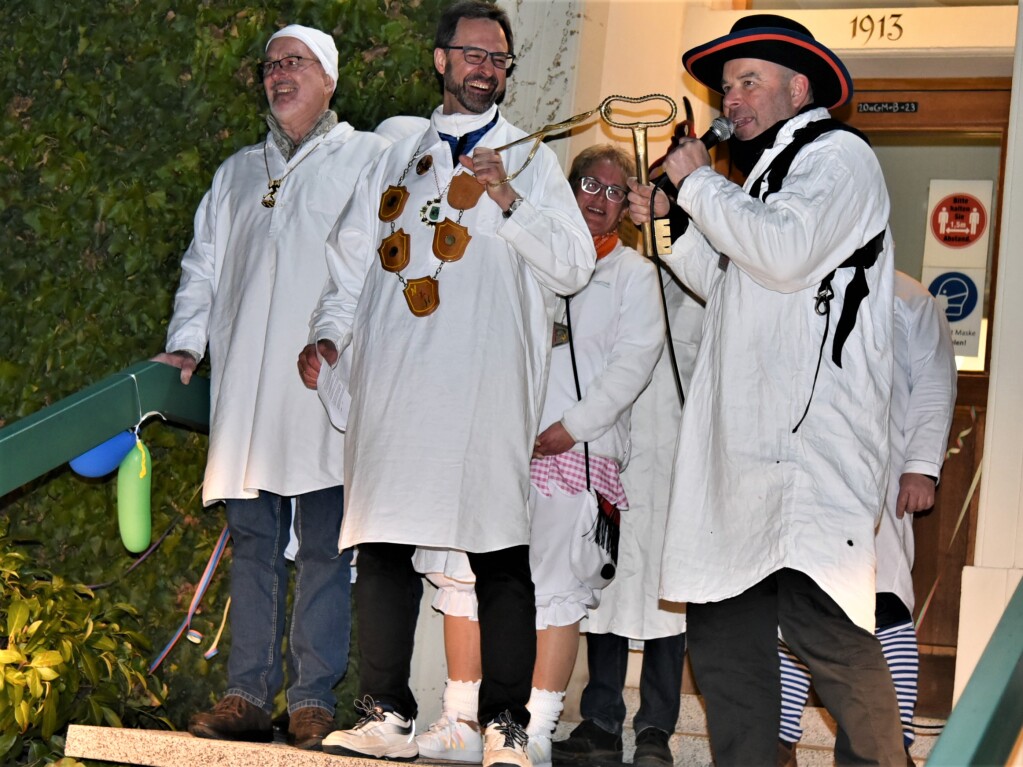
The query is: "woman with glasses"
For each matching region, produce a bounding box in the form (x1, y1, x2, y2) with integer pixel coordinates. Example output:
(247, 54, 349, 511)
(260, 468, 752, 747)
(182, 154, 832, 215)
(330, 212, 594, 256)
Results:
(413, 144, 665, 767)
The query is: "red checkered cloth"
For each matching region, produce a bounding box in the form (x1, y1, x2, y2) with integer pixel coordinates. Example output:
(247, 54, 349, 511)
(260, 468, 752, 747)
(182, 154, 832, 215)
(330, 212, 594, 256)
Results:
(530, 450, 629, 510)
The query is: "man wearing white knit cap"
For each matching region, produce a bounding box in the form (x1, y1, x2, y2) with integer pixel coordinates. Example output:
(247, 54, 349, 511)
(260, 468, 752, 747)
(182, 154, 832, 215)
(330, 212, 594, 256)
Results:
(154, 22, 388, 750)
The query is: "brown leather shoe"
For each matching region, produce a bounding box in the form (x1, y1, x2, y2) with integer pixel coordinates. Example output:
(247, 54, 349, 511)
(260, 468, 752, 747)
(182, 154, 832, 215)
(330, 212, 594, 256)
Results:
(188, 695, 272, 742)
(288, 706, 337, 750)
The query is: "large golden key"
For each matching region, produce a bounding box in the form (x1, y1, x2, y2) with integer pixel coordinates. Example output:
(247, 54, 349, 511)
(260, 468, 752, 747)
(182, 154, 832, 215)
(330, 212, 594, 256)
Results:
(489, 94, 676, 215)
(599, 94, 678, 257)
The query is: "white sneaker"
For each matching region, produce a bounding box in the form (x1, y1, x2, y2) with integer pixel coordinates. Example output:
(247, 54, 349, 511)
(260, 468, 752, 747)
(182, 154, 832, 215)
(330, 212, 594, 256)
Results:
(526, 732, 551, 767)
(416, 714, 484, 762)
(321, 699, 417, 761)
(483, 713, 531, 767)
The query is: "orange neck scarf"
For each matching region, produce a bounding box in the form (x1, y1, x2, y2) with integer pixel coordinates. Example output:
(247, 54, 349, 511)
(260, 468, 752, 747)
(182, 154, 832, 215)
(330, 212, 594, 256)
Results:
(593, 232, 619, 259)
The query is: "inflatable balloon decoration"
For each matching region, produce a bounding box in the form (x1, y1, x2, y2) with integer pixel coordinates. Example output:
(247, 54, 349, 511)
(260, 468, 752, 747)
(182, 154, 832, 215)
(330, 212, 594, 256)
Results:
(69, 408, 165, 553)
(117, 432, 152, 553)
(69, 429, 136, 477)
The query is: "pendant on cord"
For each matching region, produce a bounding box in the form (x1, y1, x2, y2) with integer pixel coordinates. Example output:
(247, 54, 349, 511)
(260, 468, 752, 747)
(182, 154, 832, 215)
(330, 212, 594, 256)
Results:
(262, 179, 282, 208)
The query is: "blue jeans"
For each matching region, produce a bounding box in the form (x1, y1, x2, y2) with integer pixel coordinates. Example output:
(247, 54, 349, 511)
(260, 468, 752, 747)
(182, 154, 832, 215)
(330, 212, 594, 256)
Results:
(224, 487, 352, 714)
(580, 631, 686, 736)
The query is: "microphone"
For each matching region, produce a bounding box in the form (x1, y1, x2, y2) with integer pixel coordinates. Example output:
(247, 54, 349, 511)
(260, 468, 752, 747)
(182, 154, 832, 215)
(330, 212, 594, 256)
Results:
(700, 115, 735, 149)
(653, 116, 735, 191)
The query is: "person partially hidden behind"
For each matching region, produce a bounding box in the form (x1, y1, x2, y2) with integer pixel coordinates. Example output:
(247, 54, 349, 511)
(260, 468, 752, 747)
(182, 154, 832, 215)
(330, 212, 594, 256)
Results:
(777, 271, 957, 766)
(154, 24, 387, 750)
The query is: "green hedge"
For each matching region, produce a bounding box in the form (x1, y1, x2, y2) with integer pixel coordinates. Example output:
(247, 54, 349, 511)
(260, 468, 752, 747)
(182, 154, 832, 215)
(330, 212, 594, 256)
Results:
(0, 0, 446, 762)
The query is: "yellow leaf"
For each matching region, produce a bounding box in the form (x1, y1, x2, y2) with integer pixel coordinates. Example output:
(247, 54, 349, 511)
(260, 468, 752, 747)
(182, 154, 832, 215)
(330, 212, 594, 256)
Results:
(15, 699, 30, 731)
(5, 669, 26, 688)
(6, 600, 29, 638)
(27, 669, 42, 699)
(0, 648, 25, 665)
(29, 650, 64, 668)
(35, 667, 59, 681)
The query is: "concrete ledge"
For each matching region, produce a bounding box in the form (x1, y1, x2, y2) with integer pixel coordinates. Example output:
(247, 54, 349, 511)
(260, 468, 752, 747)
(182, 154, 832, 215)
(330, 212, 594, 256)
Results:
(64, 725, 441, 767)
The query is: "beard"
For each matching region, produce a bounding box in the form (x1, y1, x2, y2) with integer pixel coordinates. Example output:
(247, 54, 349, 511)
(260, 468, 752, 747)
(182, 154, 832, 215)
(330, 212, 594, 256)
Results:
(443, 67, 504, 114)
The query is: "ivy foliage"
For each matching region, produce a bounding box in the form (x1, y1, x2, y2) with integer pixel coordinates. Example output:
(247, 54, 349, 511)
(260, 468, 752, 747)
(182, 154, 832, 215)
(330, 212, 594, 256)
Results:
(1, 0, 444, 762)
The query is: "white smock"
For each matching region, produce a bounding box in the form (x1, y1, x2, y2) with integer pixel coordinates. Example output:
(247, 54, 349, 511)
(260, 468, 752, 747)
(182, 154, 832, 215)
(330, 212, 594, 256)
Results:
(412, 241, 664, 624)
(166, 121, 388, 505)
(544, 242, 665, 463)
(587, 273, 705, 640)
(310, 105, 594, 553)
(659, 108, 894, 632)
(874, 271, 957, 613)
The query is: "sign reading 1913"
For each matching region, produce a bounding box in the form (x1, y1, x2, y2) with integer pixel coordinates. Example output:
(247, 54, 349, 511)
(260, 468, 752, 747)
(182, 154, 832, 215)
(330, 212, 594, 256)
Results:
(850, 14, 904, 44)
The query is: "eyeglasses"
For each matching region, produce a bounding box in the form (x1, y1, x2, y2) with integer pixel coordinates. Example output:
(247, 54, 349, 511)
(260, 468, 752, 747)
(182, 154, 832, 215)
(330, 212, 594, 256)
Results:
(445, 45, 516, 70)
(260, 55, 317, 78)
(579, 176, 628, 204)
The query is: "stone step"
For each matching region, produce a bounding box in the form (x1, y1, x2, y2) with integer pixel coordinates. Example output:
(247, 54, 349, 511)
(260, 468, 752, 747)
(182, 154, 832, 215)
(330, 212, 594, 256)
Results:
(65, 725, 452, 767)
(558, 690, 943, 766)
(65, 693, 944, 767)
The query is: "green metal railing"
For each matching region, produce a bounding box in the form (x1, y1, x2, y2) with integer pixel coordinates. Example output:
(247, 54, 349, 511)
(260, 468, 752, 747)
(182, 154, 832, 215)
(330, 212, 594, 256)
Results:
(0, 360, 209, 497)
(928, 577, 1023, 765)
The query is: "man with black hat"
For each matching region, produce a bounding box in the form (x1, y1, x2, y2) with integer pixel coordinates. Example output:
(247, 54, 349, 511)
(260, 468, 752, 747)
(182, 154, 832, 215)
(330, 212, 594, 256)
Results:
(629, 14, 905, 766)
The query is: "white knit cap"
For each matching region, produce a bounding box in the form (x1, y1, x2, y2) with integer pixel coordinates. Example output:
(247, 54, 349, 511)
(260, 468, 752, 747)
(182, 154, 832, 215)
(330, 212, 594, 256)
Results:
(266, 24, 339, 89)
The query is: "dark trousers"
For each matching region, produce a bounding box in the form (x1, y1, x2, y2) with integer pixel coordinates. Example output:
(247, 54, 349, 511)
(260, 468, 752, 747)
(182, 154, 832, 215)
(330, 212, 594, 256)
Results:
(581, 631, 686, 736)
(687, 568, 904, 766)
(354, 542, 536, 726)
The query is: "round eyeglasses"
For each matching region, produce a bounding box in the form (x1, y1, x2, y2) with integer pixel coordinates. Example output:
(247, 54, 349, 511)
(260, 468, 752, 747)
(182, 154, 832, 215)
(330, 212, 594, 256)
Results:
(444, 46, 516, 70)
(579, 176, 628, 204)
(260, 55, 317, 78)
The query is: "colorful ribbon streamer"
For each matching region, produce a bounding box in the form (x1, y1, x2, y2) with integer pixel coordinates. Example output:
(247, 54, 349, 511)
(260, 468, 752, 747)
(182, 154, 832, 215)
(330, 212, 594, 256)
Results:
(149, 524, 230, 674)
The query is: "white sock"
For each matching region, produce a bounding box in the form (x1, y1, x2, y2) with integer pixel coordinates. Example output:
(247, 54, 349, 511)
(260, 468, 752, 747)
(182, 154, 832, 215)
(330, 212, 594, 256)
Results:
(443, 678, 481, 724)
(525, 687, 565, 738)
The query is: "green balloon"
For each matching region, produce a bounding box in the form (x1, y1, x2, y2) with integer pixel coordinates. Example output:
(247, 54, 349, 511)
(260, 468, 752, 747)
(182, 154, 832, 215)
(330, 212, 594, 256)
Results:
(117, 439, 152, 553)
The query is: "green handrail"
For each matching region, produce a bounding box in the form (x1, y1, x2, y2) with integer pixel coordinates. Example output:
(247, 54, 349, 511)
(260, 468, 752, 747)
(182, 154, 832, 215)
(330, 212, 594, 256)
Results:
(0, 360, 209, 497)
(928, 578, 1023, 765)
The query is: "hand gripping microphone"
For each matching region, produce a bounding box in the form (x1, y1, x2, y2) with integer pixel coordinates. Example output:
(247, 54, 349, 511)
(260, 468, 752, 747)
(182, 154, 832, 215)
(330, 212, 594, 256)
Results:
(649, 116, 734, 255)
(653, 116, 735, 195)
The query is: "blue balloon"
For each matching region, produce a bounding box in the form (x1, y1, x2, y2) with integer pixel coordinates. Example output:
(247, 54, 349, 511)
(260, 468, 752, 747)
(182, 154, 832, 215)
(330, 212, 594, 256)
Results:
(70, 430, 137, 478)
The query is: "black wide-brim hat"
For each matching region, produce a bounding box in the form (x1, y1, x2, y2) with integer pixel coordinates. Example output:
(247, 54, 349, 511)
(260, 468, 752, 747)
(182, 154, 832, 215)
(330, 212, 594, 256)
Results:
(682, 14, 853, 110)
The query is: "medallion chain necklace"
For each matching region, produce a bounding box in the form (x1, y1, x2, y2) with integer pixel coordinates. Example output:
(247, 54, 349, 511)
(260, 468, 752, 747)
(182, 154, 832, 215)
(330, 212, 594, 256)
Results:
(377, 141, 483, 317)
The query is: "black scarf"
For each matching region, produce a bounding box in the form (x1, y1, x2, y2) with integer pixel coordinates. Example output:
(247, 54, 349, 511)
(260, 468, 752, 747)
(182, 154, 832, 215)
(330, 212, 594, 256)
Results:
(728, 104, 816, 178)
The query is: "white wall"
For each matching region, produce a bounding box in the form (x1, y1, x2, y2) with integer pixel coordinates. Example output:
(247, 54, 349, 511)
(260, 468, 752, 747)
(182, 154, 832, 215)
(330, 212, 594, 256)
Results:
(954, 0, 1023, 702)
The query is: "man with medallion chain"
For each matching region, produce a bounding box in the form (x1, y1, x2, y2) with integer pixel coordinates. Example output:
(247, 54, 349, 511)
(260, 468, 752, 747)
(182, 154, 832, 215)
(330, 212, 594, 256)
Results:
(298, 2, 594, 764)
(154, 24, 388, 751)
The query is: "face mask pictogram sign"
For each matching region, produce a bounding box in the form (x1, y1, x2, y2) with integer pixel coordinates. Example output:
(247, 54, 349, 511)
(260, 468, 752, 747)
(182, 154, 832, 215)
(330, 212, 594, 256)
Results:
(922, 179, 991, 359)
